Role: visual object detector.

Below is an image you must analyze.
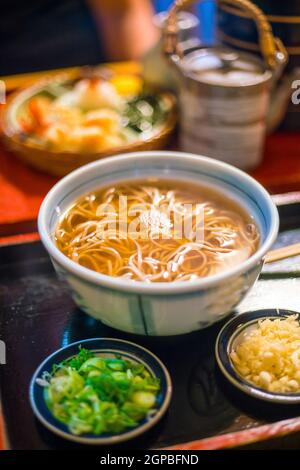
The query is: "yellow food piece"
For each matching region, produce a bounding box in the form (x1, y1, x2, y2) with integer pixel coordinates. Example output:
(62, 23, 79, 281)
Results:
(69, 126, 106, 152)
(41, 105, 125, 152)
(231, 315, 300, 393)
(27, 76, 141, 152)
(110, 74, 143, 97)
(51, 105, 82, 128)
(84, 109, 120, 133)
(43, 124, 71, 151)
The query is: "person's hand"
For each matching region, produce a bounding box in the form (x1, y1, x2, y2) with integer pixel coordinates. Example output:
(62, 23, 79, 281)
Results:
(88, 0, 160, 60)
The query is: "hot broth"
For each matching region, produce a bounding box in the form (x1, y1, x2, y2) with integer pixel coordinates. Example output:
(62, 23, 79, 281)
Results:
(55, 179, 259, 282)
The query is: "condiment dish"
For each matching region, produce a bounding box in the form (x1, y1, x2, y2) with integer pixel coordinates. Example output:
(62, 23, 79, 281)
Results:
(216, 309, 300, 404)
(29, 338, 172, 445)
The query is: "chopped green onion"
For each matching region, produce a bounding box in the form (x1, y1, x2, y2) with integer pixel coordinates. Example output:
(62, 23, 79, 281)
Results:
(43, 346, 160, 436)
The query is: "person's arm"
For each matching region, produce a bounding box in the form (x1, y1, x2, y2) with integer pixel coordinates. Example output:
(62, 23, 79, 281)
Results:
(87, 0, 159, 60)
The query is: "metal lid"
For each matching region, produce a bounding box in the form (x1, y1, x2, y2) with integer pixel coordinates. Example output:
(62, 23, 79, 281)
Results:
(180, 47, 271, 87)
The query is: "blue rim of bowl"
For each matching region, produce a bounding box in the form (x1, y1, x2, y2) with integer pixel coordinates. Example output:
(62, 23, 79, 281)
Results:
(29, 338, 172, 444)
(215, 309, 300, 404)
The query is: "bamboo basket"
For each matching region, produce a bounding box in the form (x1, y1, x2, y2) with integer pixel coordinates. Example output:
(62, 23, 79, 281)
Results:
(1, 72, 177, 177)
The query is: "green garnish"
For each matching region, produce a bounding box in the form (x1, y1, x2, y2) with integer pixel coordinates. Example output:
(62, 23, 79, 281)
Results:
(43, 347, 160, 436)
(124, 94, 167, 134)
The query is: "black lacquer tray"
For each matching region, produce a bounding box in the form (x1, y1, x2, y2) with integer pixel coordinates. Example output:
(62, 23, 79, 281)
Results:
(0, 198, 300, 450)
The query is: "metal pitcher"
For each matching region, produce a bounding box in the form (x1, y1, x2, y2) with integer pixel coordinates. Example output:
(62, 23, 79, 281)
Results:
(164, 0, 288, 169)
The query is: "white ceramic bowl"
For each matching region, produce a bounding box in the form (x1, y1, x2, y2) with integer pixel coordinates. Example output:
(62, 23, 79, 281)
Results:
(38, 151, 279, 336)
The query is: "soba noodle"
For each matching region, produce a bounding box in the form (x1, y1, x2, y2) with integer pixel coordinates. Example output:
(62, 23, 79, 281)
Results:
(55, 180, 259, 282)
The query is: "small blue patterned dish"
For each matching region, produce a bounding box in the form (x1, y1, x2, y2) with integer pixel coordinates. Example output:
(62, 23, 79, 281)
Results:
(29, 338, 172, 445)
(215, 309, 300, 404)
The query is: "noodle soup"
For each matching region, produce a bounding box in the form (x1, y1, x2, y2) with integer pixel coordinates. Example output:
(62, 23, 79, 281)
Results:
(55, 179, 260, 283)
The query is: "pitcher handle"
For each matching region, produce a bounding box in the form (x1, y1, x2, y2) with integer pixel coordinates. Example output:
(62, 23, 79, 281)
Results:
(164, 0, 288, 71)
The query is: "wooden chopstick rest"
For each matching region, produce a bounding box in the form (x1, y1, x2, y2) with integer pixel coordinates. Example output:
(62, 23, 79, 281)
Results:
(265, 242, 300, 264)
